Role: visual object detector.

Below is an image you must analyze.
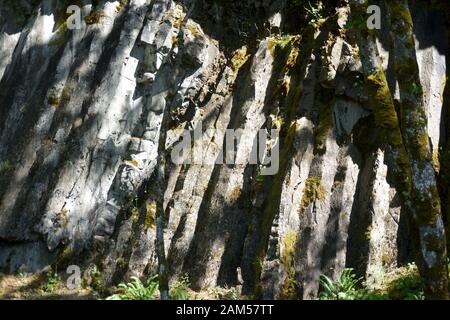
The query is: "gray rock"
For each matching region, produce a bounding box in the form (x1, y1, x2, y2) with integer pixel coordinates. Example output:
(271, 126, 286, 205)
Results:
(0, 0, 447, 300)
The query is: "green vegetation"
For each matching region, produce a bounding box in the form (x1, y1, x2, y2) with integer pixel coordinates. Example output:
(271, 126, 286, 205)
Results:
(130, 205, 139, 224)
(268, 35, 298, 58)
(48, 96, 61, 106)
(252, 165, 265, 191)
(366, 68, 399, 129)
(0, 160, 12, 175)
(145, 202, 157, 230)
(231, 46, 250, 72)
(106, 276, 159, 300)
(116, 0, 129, 13)
(105, 275, 237, 300)
(279, 230, 298, 299)
(89, 265, 104, 293)
(185, 22, 201, 38)
(345, 14, 367, 31)
(411, 81, 423, 96)
(169, 276, 190, 300)
(319, 269, 362, 300)
(318, 264, 435, 300)
(383, 264, 423, 300)
(42, 270, 60, 293)
(277, 35, 296, 51)
(300, 176, 327, 211)
(313, 88, 335, 154)
(292, 0, 324, 28)
(106, 275, 191, 300)
(84, 10, 106, 25)
(1, 0, 448, 302)
(304, 1, 324, 27)
(365, 67, 412, 192)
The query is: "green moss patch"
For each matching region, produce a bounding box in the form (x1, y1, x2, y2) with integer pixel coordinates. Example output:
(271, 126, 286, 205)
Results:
(279, 229, 298, 299)
(0, 160, 12, 175)
(145, 202, 156, 230)
(231, 46, 250, 72)
(300, 176, 327, 212)
(48, 96, 61, 106)
(84, 10, 106, 25)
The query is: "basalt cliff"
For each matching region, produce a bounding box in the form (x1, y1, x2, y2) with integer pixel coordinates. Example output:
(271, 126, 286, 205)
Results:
(0, 0, 449, 299)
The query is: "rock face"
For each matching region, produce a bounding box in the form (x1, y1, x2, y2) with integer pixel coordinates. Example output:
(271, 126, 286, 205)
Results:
(0, 0, 448, 299)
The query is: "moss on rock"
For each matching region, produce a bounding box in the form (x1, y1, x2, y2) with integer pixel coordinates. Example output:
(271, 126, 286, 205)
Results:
(84, 10, 106, 25)
(279, 229, 298, 299)
(231, 46, 250, 72)
(145, 202, 156, 230)
(300, 176, 327, 212)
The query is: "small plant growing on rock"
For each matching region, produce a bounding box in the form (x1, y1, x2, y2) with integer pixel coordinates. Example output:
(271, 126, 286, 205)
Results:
(43, 270, 60, 293)
(345, 15, 367, 31)
(300, 176, 327, 211)
(411, 81, 423, 96)
(279, 230, 298, 299)
(106, 276, 159, 300)
(318, 264, 435, 300)
(252, 165, 266, 190)
(319, 268, 360, 300)
(304, 1, 324, 26)
(383, 263, 423, 300)
(231, 46, 250, 72)
(170, 276, 190, 300)
(278, 35, 295, 50)
(84, 10, 106, 25)
(89, 265, 104, 292)
(292, 1, 325, 27)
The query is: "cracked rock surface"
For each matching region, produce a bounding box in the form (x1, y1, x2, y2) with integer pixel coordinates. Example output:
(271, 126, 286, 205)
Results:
(0, 0, 448, 299)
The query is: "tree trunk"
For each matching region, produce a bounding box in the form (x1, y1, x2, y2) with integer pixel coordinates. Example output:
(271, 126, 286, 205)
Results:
(349, 0, 449, 299)
(385, 0, 448, 300)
